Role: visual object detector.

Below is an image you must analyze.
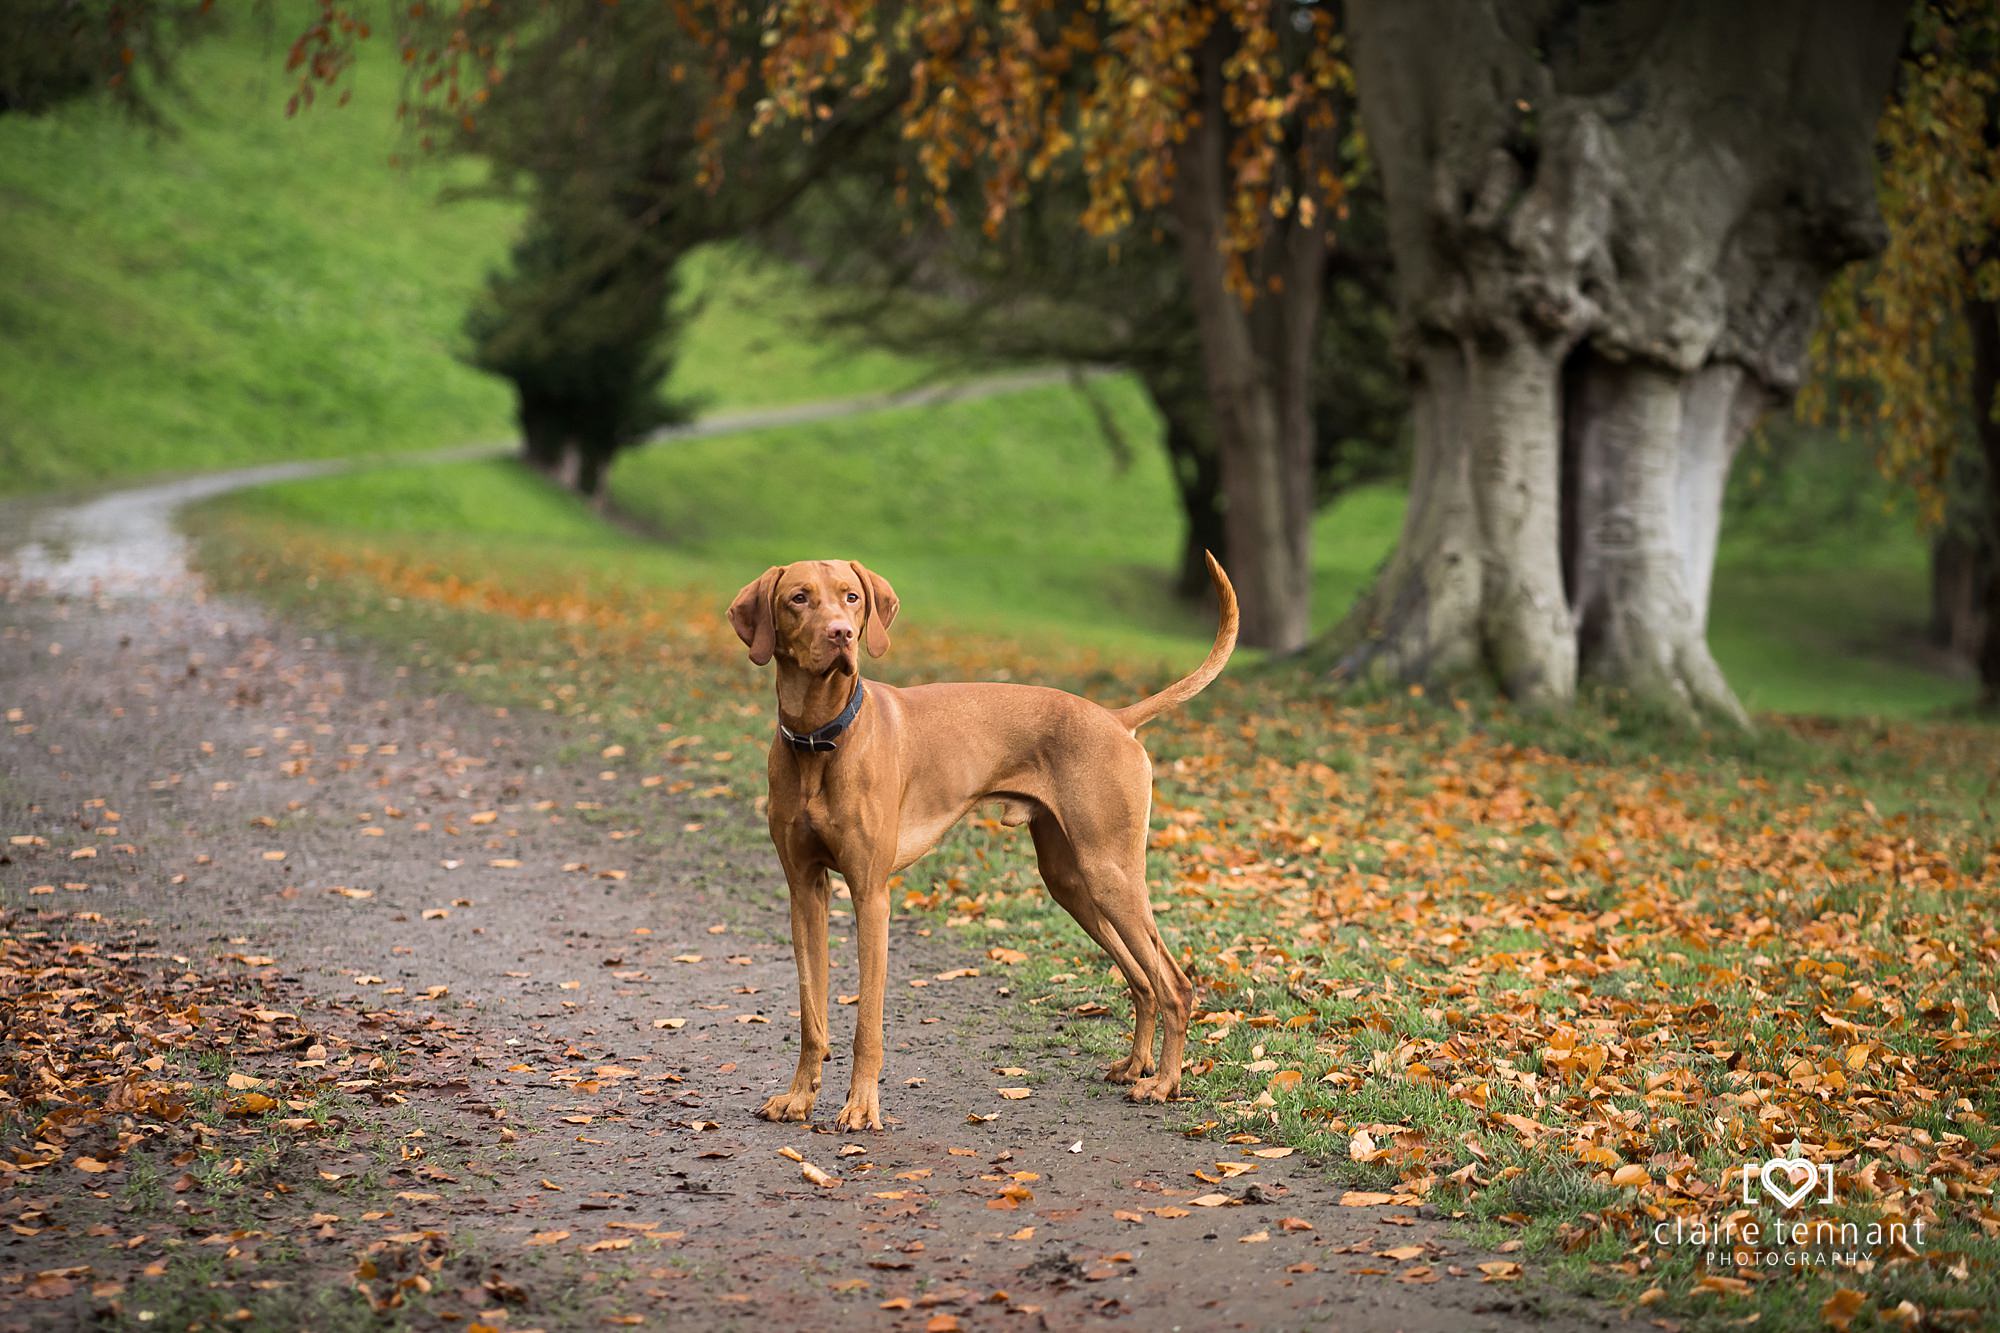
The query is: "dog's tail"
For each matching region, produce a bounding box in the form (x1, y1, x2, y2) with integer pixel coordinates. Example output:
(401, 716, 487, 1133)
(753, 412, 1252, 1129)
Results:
(1113, 552, 1238, 732)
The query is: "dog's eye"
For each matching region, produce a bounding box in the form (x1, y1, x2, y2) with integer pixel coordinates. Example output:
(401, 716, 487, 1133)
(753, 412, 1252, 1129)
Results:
(790, 591, 809, 605)
(845, 592, 859, 603)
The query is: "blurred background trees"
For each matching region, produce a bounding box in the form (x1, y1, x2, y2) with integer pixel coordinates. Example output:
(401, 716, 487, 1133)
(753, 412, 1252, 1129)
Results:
(58, 0, 1987, 717)
(786, 137, 1405, 606)
(0, 0, 213, 120)
(402, 0, 899, 496)
(1806, 0, 2000, 707)
(736, 2, 1361, 653)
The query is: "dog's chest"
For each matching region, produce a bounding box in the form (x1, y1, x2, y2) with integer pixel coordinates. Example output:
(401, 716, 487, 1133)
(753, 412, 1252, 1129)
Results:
(789, 776, 862, 860)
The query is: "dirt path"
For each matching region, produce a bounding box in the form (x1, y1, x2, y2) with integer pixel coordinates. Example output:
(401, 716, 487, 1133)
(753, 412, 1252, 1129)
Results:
(0, 471, 1603, 1331)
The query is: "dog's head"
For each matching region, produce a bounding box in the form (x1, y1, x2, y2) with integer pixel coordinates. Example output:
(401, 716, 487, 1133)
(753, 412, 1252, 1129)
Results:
(728, 560, 899, 675)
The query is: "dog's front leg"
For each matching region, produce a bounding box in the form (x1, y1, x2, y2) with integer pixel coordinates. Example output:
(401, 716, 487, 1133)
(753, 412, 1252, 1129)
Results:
(834, 861, 892, 1131)
(757, 860, 831, 1123)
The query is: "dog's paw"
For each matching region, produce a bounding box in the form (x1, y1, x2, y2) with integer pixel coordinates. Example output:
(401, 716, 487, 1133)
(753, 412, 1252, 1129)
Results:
(1126, 1074, 1180, 1104)
(833, 1085, 883, 1132)
(1102, 1054, 1153, 1084)
(757, 1089, 817, 1123)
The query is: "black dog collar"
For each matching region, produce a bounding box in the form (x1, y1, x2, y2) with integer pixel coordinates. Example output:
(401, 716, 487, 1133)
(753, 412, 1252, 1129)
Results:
(780, 679, 866, 753)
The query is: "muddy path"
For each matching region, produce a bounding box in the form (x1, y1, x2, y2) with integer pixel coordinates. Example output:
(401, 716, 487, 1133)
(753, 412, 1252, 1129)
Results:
(0, 474, 1605, 1332)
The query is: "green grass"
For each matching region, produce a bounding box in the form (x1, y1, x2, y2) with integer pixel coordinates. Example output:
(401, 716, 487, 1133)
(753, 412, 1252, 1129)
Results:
(189, 463, 2000, 1331)
(0, 11, 932, 496)
(1710, 425, 1965, 717)
(212, 378, 1402, 672)
(186, 386, 1998, 1332)
(209, 374, 1972, 717)
(0, 13, 515, 492)
(608, 374, 1400, 659)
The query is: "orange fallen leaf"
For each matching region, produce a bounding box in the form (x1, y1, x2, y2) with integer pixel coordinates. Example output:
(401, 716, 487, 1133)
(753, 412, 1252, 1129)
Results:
(1821, 1289, 1866, 1330)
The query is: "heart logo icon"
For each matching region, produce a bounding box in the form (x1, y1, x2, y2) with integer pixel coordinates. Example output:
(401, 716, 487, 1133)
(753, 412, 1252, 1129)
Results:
(1758, 1156, 1820, 1209)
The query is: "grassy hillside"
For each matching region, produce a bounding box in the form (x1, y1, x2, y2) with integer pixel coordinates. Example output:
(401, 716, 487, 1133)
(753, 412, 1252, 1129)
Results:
(0, 18, 930, 495)
(204, 378, 1402, 667)
(0, 22, 515, 491)
(199, 375, 1973, 718)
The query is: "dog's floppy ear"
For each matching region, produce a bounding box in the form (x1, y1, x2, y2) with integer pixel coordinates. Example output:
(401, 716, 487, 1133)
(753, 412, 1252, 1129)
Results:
(728, 566, 784, 666)
(849, 560, 899, 658)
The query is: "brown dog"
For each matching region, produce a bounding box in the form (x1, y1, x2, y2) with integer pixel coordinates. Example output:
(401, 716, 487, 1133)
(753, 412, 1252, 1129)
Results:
(728, 555, 1237, 1130)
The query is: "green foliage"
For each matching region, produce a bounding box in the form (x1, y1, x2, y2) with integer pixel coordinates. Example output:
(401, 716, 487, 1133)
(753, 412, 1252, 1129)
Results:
(208, 378, 1967, 717)
(1805, 0, 2000, 519)
(0, 20, 517, 493)
(466, 191, 689, 491)
(791, 164, 1407, 588)
(0, 23, 927, 496)
(0, 0, 213, 120)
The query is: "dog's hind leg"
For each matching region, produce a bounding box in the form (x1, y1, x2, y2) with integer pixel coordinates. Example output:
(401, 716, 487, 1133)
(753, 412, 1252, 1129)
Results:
(1095, 880, 1191, 1104)
(1031, 813, 1157, 1083)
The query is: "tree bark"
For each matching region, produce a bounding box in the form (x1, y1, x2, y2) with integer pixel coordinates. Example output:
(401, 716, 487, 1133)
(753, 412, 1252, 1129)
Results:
(1332, 0, 1904, 718)
(1674, 362, 1766, 631)
(518, 394, 567, 474)
(1929, 530, 1986, 661)
(1968, 294, 2000, 708)
(1333, 342, 1488, 684)
(1465, 338, 1576, 704)
(1170, 29, 1321, 653)
(1142, 368, 1229, 603)
(1567, 355, 1747, 723)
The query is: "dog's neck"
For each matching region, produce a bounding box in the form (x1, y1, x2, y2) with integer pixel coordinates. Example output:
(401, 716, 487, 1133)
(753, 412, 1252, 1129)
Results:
(774, 657, 861, 737)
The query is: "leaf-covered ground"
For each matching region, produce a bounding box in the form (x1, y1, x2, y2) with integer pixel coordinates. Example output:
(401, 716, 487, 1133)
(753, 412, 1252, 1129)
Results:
(4, 506, 1591, 1333)
(0, 913, 514, 1328)
(185, 496, 2000, 1331)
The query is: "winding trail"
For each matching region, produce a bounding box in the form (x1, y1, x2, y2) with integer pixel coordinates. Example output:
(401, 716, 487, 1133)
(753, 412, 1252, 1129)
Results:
(0, 385, 1601, 1331)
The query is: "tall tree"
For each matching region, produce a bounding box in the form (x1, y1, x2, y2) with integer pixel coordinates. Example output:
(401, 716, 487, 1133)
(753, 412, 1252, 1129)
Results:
(1, 0, 213, 121)
(738, 1, 1359, 651)
(434, 3, 702, 497)
(1805, 0, 2000, 707)
(291, 1, 900, 497)
(791, 163, 1404, 602)
(464, 187, 689, 498)
(1330, 0, 1906, 719)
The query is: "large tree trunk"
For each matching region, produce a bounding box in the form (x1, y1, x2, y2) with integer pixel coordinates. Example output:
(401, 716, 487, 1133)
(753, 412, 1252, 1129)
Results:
(1171, 29, 1321, 653)
(1930, 531, 1987, 661)
(1335, 344, 1486, 683)
(1968, 295, 2000, 708)
(518, 393, 567, 474)
(1336, 337, 1575, 704)
(1141, 367, 1230, 603)
(1332, 0, 1904, 719)
(1566, 356, 1748, 723)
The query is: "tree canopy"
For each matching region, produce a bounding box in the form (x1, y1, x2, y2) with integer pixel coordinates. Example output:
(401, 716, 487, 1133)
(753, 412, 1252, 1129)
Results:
(0, 0, 213, 120)
(1805, 0, 2000, 519)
